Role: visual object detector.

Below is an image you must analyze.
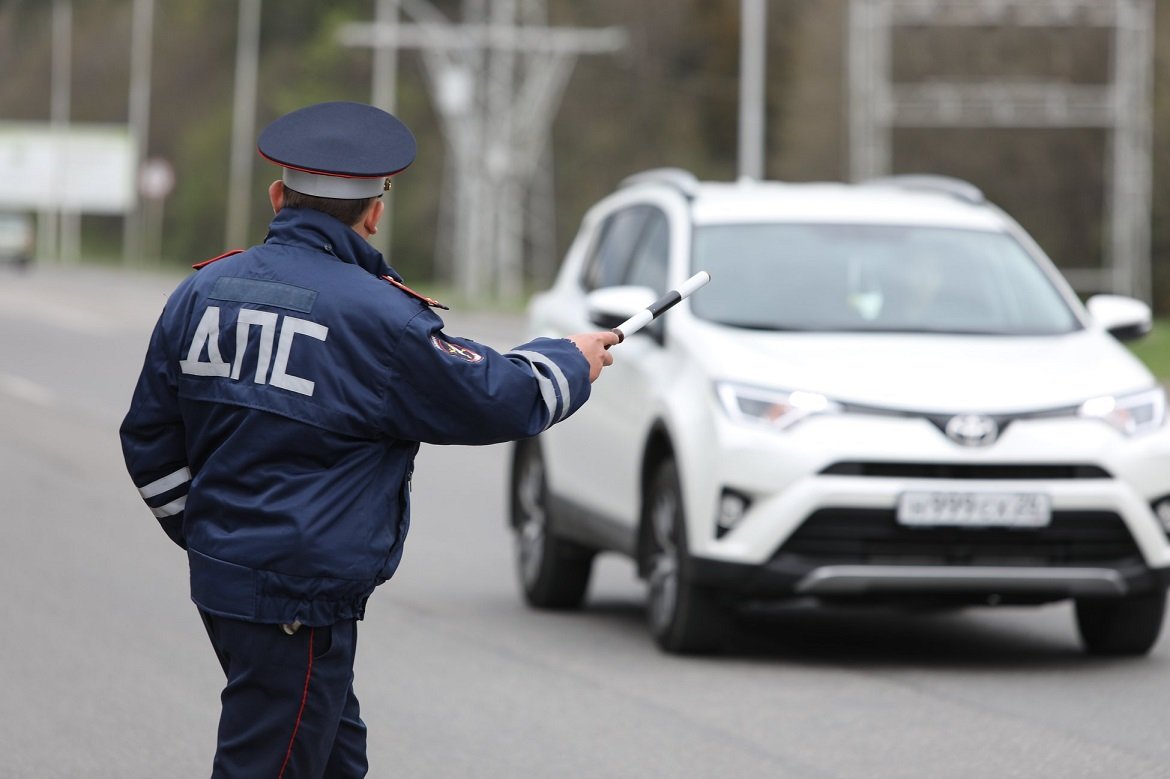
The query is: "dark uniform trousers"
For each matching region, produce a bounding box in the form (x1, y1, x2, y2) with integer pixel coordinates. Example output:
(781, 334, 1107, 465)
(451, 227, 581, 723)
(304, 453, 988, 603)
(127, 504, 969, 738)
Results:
(200, 611, 367, 778)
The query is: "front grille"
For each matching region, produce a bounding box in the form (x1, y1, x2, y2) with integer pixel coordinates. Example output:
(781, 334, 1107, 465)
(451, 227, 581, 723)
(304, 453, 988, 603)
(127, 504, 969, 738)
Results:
(776, 508, 1140, 566)
(819, 462, 1112, 480)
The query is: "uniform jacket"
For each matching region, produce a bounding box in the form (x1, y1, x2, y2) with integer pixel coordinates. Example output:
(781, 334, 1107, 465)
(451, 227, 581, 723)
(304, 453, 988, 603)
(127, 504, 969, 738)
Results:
(120, 207, 591, 626)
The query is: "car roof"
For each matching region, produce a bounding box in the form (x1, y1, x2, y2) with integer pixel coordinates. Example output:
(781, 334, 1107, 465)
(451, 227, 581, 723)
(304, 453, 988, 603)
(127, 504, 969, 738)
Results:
(631, 178, 1008, 232)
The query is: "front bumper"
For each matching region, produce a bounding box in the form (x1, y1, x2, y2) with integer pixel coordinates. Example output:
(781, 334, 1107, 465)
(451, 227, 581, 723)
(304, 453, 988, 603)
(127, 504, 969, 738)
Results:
(691, 552, 1170, 603)
(678, 412, 1170, 603)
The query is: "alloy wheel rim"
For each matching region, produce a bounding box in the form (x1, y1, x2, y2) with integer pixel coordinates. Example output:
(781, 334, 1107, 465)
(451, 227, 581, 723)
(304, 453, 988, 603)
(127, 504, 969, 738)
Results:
(515, 452, 546, 587)
(647, 486, 679, 634)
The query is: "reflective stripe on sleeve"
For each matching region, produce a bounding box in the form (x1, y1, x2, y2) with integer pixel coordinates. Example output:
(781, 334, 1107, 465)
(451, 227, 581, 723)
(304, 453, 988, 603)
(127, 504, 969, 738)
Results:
(138, 466, 192, 500)
(150, 496, 187, 518)
(508, 350, 572, 425)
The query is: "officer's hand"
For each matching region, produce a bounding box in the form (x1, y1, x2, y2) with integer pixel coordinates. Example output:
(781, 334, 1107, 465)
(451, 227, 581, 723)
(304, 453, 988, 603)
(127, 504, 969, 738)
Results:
(567, 331, 620, 382)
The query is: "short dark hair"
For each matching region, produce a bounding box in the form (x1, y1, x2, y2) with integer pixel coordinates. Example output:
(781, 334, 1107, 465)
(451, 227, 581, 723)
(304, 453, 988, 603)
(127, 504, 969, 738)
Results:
(282, 185, 378, 226)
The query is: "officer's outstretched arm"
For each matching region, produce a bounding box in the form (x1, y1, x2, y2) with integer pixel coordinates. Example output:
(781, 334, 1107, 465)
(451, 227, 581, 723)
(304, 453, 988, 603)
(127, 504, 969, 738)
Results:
(377, 312, 603, 446)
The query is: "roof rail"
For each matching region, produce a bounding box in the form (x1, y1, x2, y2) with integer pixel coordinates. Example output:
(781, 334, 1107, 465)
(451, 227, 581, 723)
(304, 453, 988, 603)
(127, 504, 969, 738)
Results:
(619, 167, 701, 198)
(862, 174, 985, 205)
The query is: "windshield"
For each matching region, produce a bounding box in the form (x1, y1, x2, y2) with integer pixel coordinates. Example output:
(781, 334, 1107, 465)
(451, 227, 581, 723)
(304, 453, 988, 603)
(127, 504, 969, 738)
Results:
(690, 223, 1081, 335)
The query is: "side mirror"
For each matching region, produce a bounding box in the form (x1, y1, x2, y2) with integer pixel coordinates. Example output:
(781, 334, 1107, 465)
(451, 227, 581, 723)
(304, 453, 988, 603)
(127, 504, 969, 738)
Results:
(586, 285, 658, 333)
(1086, 294, 1152, 342)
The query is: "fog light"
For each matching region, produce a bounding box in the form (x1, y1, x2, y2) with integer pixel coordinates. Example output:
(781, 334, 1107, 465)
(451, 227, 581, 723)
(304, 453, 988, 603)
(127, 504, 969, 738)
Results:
(716, 490, 750, 538)
(1154, 497, 1170, 535)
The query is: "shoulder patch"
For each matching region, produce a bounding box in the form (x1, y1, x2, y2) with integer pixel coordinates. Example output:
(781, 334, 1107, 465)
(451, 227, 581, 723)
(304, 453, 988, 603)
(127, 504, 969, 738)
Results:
(381, 275, 450, 310)
(430, 335, 483, 363)
(193, 249, 245, 270)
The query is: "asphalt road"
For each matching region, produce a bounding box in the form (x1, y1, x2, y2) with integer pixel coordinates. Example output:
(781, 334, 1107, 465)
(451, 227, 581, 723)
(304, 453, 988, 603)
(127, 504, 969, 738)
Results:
(3, 264, 1170, 778)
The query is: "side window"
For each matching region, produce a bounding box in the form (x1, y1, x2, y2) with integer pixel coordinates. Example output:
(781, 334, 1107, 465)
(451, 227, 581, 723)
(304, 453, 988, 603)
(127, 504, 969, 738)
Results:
(625, 208, 670, 294)
(581, 206, 651, 291)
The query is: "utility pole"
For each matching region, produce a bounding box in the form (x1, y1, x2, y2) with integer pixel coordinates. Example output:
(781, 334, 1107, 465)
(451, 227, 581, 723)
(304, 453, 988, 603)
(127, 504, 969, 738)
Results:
(738, 0, 767, 181)
(848, 0, 1155, 302)
(225, 0, 262, 250)
(40, 0, 72, 265)
(125, 0, 155, 264)
(370, 0, 400, 260)
(340, 0, 626, 302)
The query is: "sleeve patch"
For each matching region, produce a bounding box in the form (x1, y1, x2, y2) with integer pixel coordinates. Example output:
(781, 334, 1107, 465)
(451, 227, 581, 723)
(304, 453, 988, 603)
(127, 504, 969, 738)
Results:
(431, 335, 483, 363)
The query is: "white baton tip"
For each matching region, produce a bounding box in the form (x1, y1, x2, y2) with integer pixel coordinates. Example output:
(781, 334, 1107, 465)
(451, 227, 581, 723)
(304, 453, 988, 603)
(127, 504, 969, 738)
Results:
(678, 271, 711, 298)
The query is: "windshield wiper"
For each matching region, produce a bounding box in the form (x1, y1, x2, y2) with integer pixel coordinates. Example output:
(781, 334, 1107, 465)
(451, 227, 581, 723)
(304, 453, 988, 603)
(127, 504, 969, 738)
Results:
(716, 321, 806, 332)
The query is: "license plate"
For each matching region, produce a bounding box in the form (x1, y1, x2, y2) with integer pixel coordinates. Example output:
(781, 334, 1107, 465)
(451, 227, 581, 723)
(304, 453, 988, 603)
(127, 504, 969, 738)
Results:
(896, 491, 1051, 528)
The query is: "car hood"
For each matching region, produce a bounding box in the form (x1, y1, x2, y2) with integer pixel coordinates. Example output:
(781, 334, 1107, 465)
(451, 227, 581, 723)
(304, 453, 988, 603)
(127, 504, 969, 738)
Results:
(692, 325, 1156, 413)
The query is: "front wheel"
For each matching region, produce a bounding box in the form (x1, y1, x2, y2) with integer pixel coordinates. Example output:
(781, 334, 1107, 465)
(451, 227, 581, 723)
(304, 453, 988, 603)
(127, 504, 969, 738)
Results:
(1074, 589, 1167, 656)
(642, 458, 728, 654)
(510, 439, 594, 610)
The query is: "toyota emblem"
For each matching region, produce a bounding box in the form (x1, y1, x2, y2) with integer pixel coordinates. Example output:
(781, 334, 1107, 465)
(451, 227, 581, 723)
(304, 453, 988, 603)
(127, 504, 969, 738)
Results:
(944, 414, 999, 447)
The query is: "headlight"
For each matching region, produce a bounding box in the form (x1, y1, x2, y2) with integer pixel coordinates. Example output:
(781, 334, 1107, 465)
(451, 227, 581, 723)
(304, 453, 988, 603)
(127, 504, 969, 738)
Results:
(1078, 387, 1166, 436)
(715, 382, 841, 431)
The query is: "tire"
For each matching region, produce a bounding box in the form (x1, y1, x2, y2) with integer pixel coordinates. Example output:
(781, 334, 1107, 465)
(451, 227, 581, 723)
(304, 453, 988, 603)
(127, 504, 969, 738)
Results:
(509, 438, 593, 610)
(1075, 589, 1167, 656)
(643, 458, 728, 654)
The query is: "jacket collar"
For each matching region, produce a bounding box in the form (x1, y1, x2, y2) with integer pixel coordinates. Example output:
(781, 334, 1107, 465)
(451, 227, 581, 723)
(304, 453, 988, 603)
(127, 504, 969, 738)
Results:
(263, 207, 402, 281)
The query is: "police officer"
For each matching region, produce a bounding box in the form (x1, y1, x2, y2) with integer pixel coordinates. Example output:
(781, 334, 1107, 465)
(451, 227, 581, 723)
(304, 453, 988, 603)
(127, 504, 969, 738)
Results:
(120, 101, 618, 778)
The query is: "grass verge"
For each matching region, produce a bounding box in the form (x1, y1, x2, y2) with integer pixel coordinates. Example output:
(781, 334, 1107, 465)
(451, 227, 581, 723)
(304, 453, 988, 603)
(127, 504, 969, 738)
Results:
(1128, 320, 1170, 382)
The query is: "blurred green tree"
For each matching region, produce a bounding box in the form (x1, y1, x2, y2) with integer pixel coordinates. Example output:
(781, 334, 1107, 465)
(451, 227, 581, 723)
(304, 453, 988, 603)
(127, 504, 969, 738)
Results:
(1, 0, 1168, 313)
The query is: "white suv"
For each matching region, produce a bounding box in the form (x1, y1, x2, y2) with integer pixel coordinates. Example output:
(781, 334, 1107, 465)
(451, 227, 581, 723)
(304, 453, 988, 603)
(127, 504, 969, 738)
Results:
(510, 169, 1170, 655)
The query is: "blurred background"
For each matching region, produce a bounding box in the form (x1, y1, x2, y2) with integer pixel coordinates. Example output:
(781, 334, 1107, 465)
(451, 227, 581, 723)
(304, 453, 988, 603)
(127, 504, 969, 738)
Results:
(0, 0, 1168, 318)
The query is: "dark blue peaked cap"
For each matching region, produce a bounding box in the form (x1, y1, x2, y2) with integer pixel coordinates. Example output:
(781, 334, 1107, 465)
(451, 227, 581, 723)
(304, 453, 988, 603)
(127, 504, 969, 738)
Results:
(258, 101, 417, 199)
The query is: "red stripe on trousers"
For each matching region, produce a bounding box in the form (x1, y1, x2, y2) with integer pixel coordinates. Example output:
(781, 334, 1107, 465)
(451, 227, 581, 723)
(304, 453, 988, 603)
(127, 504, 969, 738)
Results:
(278, 628, 314, 778)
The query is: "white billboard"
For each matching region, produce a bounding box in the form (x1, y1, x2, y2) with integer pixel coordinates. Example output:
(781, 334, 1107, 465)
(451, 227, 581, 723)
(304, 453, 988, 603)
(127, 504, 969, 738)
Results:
(0, 122, 136, 214)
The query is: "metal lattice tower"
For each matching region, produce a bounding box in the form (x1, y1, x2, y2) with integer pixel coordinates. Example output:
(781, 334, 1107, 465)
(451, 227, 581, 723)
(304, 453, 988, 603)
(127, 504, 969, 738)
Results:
(341, 0, 626, 302)
(848, 0, 1154, 301)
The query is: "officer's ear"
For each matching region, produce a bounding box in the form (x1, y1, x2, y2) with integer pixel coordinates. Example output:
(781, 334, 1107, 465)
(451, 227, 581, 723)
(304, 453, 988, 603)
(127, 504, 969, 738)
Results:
(360, 197, 385, 237)
(268, 180, 285, 213)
